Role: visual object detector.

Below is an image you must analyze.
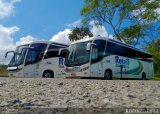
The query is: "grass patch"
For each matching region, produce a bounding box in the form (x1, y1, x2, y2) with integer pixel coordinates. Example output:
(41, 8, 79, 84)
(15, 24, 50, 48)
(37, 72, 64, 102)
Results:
(152, 74, 160, 80)
(0, 65, 8, 77)
(0, 73, 8, 77)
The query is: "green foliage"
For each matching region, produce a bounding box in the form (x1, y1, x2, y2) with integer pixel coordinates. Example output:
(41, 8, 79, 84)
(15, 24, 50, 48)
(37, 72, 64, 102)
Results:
(136, 0, 159, 21)
(0, 65, 7, 73)
(146, 39, 160, 74)
(81, 0, 160, 44)
(152, 74, 160, 81)
(120, 25, 141, 44)
(69, 27, 93, 41)
(0, 65, 8, 77)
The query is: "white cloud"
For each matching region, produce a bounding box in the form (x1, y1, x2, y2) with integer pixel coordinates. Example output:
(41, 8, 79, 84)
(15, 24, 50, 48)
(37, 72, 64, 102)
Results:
(108, 34, 114, 39)
(0, 24, 19, 51)
(0, 24, 19, 64)
(50, 29, 71, 45)
(16, 35, 35, 46)
(0, 0, 21, 19)
(155, 8, 160, 19)
(156, 8, 160, 13)
(90, 21, 108, 37)
(150, 0, 160, 18)
(132, 0, 160, 20)
(66, 20, 110, 38)
(0, 0, 23, 64)
(50, 20, 114, 45)
(0, 25, 35, 64)
(65, 19, 82, 28)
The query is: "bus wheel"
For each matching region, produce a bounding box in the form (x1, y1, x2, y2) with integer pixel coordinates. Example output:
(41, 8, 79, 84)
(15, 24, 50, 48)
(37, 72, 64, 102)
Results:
(142, 72, 146, 80)
(104, 70, 112, 80)
(43, 71, 54, 78)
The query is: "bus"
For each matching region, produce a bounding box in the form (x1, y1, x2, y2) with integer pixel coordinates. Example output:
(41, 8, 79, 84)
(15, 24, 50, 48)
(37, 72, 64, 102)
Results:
(59, 37, 154, 80)
(5, 41, 69, 78)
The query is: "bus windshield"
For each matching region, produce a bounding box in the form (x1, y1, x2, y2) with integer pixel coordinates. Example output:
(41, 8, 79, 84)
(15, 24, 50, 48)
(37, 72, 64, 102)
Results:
(25, 43, 47, 65)
(9, 45, 29, 67)
(65, 41, 91, 67)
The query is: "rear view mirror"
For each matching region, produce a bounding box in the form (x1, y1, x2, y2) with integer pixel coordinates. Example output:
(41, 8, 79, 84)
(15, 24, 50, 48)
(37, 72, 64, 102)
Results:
(5, 51, 14, 58)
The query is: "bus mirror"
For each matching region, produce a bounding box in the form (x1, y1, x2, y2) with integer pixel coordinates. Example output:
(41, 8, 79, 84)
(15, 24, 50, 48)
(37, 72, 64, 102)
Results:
(5, 51, 14, 58)
(86, 43, 96, 51)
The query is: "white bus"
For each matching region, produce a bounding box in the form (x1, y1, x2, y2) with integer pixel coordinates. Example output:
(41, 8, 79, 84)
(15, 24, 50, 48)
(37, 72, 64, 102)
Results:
(5, 41, 69, 78)
(60, 37, 154, 80)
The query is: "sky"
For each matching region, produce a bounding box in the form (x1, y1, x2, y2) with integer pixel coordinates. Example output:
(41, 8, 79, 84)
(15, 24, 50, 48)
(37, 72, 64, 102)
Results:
(0, 0, 84, 42)
(0, 0, 159, 64)
(0, 0, 111, 64)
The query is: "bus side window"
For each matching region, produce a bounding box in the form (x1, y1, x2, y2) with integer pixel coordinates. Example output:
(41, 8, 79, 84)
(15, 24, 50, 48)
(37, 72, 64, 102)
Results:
(106, 42, 125, 56)
(95, 40, 106, 58)
(60, 51, 68, 58)
(38, 52, 45, 60)
(91, 46, 98, 60)
(25, 49, 38, 65)
(44, 44, 66, 59)
(91, 40, 106, 63)
(25, 43, 47, 65)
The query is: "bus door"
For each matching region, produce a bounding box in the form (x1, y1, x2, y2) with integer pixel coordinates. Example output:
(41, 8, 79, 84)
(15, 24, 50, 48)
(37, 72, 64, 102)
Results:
(23, 43, 47, 77)
(90, 40, 106, 77)
(90, 46, 99, 77)
(23, 49, 37, 77)
(122, 58, 130, 78)
(23, 64, 36, 77)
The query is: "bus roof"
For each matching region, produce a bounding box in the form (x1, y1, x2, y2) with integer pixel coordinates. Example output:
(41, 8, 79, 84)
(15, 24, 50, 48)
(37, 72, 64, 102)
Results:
(17, 40, 69, 47)
(71, 37, 152, 56)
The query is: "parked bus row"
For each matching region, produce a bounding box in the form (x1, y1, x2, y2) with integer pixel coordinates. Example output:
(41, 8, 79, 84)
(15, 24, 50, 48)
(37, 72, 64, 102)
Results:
(5, 37, 154, 80)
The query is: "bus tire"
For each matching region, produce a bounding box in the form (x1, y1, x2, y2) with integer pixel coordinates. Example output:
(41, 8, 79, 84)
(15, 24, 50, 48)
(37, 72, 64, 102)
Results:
(142, 72, 146, 80)
(104, 70, 112, 80)
(43, 70, 54, 78)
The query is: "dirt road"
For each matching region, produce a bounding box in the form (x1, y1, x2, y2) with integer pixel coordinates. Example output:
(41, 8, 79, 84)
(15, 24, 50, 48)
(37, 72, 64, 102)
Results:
(0, 78, 159, 113)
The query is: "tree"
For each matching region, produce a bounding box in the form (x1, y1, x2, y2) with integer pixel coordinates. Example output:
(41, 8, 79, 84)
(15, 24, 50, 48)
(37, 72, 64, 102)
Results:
(146, 39, 160, 74)
(81, 0, 160, 44)
(69, 27, 93, 41)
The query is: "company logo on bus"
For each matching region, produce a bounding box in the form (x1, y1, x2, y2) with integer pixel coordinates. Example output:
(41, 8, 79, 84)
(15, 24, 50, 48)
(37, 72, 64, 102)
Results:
(115, 56, 130, 67)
